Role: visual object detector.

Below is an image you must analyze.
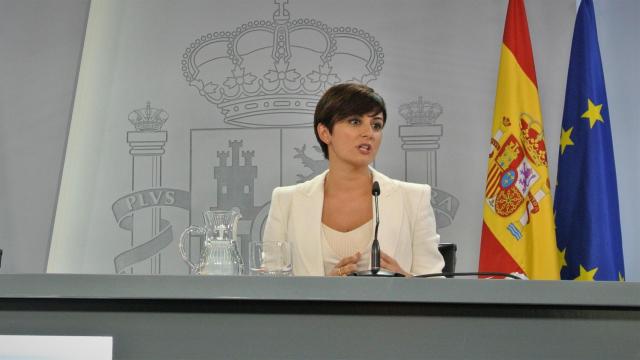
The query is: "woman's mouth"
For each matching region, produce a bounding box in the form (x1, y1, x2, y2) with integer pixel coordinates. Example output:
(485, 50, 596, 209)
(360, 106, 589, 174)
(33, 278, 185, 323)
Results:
(358, 144, 372, 154)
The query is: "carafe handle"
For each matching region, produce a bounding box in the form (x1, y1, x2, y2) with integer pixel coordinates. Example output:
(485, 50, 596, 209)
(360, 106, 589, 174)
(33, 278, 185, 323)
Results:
(179, 225, 205, 273)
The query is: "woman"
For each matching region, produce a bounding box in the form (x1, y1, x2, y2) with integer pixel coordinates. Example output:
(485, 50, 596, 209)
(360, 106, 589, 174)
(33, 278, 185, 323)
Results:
(263, 83, 444, 276)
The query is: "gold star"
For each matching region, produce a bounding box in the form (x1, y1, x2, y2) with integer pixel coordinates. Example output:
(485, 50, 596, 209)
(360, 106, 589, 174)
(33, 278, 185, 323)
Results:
(581, 99, 604, 128)
(558, 248, 567, 268)
(619, 272, 625, 282)
(559, 127, 575, 154)
(574, 265, 598, 281)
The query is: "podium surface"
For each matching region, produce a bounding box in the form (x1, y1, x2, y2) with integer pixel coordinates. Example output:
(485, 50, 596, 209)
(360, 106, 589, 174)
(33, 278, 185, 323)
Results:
(0, 274, 638, 359)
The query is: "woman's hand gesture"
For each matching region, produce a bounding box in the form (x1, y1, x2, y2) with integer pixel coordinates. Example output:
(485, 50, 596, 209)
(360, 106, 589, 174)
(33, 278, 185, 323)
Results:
(329, 252, 361, 276)
(381, 251, 411, 277)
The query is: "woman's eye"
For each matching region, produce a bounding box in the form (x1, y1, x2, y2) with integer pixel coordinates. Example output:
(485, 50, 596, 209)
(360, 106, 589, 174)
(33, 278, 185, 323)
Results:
(372, 122, 384, 131)
(348, 118, 361, 125)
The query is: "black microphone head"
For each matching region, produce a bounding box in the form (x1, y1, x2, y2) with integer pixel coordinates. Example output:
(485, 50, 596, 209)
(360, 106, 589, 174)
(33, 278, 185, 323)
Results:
(372, 181, 380, 196)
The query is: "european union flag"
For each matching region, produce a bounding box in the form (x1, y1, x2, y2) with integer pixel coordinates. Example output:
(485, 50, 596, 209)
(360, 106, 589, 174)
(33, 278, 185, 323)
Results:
(554, 0, 625, 281)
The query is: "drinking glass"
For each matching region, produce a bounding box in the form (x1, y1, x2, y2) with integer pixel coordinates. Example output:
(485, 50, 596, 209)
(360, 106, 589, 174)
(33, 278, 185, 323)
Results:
(249, 241, 293, 276)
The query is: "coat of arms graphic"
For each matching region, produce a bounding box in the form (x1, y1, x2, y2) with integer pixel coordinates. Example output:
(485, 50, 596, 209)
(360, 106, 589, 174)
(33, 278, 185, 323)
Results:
(111, 1, 458, 275)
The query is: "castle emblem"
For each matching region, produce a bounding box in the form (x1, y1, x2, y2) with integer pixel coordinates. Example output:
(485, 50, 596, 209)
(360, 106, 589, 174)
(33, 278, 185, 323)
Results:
(213, 140, 260, 220)
(181, 0, 384, 127)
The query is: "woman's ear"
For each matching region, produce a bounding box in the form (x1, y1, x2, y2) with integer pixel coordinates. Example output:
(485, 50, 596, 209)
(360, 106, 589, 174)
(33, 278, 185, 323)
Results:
(317, 123, 331, 144)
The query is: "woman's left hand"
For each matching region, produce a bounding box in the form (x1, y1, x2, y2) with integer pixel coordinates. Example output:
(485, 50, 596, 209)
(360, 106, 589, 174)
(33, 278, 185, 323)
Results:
(380, 251, 411, 277)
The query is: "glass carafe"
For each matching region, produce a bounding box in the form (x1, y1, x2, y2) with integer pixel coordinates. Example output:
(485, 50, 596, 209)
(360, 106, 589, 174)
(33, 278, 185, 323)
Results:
(179, 210, 243, 275)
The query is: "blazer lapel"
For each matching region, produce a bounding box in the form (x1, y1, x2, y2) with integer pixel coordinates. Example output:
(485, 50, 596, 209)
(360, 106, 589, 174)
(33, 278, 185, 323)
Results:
(294, 170, 327, 275)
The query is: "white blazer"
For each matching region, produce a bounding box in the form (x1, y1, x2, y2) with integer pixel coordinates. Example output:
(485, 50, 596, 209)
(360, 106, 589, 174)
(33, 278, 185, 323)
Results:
(263, 168, 444, 276)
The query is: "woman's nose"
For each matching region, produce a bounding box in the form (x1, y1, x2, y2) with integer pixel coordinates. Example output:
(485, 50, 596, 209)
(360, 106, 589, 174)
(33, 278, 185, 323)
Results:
(361, 123, 374, 137)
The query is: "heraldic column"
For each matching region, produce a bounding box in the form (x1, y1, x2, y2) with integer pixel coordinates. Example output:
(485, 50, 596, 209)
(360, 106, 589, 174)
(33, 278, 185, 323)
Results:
(398, 97, 443, 186)
(127, 102, 168, 274)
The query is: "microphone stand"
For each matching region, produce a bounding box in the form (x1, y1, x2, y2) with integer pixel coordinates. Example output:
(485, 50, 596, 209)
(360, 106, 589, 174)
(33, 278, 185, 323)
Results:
(350, 181, 404, 277)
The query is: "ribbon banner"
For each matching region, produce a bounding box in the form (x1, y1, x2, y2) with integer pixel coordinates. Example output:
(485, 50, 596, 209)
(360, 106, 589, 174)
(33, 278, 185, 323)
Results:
(112, 188, 190, 273)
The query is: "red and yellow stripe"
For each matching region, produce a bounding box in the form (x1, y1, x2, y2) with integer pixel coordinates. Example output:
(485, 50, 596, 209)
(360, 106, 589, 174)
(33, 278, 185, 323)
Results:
(479, 0, 560, 280)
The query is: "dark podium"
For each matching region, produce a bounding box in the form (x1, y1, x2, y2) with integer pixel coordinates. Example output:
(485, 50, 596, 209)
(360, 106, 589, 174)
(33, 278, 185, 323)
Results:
(0, 274, 639, 359)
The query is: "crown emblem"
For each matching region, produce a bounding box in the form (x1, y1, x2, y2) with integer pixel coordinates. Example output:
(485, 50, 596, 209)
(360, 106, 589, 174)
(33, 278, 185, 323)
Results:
(519, 113, 548, 166)
(128, 102, 168, 131)
(181, 0, 384, 127)
(398, 97, 443, 125)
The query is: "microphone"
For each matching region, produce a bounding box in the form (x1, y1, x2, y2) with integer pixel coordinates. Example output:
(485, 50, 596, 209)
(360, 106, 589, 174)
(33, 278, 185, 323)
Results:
(349, 181, 404, 277)
(370, 181, 381, 273)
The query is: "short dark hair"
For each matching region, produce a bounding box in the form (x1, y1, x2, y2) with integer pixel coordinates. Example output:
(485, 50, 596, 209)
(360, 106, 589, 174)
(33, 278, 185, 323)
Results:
(313, 83, 387, 159)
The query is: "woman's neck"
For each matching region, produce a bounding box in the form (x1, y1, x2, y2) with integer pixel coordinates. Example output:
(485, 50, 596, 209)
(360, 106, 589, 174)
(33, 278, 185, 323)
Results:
(324, 164, 372, 195)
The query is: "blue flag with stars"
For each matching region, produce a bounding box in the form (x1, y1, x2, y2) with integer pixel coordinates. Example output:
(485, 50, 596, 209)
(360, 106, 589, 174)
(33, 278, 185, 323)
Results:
(554, 0, 625, 281)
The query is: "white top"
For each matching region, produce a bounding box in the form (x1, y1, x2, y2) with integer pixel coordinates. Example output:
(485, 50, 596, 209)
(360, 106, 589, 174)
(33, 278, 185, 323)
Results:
(321, 220, 373, 275)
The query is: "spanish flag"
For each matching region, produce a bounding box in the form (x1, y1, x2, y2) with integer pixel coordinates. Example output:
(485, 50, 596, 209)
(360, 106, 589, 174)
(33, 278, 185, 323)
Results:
(479, 0, 560, 280)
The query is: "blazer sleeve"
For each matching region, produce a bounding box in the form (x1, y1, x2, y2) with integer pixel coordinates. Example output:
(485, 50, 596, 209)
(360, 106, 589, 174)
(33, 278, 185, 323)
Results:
(262, 187, 288, 244)
(410, 185, 445, 275)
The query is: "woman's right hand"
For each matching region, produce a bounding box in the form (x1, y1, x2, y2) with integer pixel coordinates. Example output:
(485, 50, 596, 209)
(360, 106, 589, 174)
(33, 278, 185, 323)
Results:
(329, 252, 361, 276)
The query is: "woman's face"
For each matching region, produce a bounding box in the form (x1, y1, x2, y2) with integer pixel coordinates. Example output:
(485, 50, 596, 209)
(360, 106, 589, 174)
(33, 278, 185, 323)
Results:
(319, 112, 385, 168)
